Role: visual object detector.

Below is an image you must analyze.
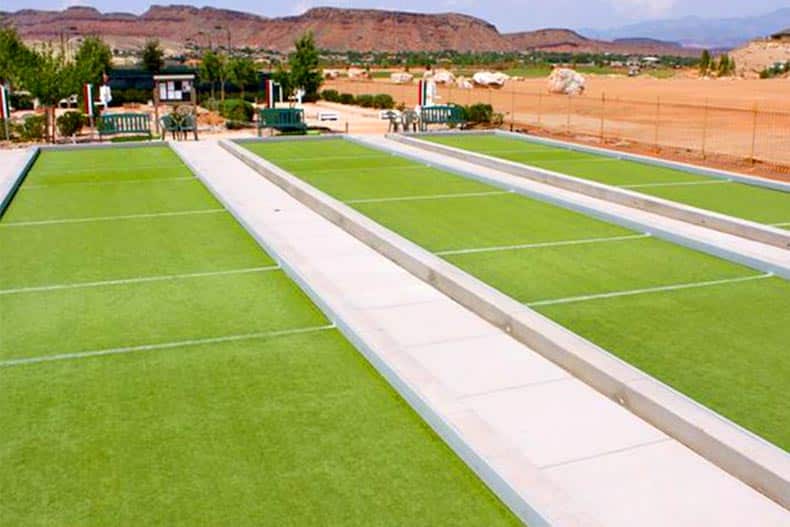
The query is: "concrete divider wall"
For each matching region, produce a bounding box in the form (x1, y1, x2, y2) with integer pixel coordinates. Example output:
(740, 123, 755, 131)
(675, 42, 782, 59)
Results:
(391, 132, 790, 250)
(221, 137, 790, 510)
(0, 148, 38, 219)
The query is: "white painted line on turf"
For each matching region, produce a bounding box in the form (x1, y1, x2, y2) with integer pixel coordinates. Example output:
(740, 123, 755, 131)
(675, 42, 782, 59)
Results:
(270, 153, 396, 162)
(0, 208, 226, 227)
(23, 176, 195, 189)
(30, 164, 188, 175)
(527, 273, 773, 307)
(298, 163, 417, 175)
(0, 324, 336, 368)
(619, 180, 732, 190)
(0, 266, 281, 296)
(436, 233, 650, 256)
(345, 190, 511, 205)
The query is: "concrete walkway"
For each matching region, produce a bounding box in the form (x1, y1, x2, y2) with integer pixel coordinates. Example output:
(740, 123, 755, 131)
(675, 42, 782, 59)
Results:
(173, 140, 788, 527)
(359, 136, 790, 279)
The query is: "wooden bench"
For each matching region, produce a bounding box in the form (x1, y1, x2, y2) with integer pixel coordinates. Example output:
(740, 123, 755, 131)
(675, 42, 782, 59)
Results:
(257, 108, 307, 136)
(97, 113, 152, 140)
(419, 105, 465, 131)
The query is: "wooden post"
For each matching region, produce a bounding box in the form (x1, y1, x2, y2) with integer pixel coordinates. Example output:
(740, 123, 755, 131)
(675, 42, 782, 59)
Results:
(750, 102, 758, 163)
(153, 81, 160, 137)
(599, 92, 606, 143)
(510, 87, 515, 131)
(653, 96, 661, 151)
(701, 98, 709, 159)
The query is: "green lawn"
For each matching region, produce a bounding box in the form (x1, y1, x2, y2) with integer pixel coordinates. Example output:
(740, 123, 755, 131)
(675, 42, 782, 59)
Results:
(423, 134, 790, 226)
(0, 146, 521, 526)
(245, 138, 790, 450)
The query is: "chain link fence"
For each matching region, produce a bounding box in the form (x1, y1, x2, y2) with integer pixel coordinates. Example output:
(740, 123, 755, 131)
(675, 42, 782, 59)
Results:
(325, 79, 790, 170)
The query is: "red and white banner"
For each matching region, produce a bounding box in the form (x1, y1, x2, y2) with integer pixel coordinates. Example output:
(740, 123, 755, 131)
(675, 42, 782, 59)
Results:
(264, 79, 275, 108)
(83, 83, 95, 117)
(0, 84, 10, 120)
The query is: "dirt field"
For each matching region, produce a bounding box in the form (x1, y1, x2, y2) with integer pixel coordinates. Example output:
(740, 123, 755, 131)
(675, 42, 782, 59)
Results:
(325, 76, 790, 171)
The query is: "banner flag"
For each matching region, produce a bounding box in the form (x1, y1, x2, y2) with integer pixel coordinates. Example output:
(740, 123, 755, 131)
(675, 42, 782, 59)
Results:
(0, 85, 10, 120)
(83, 84, 95, 117)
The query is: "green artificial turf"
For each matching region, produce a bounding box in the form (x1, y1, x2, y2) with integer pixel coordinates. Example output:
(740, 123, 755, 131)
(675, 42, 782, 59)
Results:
(424, 134, 790, 225)
(0, 146, 522, 526)
(245, 138, 790, 450)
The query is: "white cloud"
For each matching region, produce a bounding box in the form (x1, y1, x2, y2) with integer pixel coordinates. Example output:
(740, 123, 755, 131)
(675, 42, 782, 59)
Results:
(609, 0, 676, 17)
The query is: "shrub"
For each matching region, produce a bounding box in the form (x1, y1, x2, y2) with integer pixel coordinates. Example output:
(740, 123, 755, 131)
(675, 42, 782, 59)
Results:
(463, 103, 494, 124)
(373, 93, 395, 109)
(321, 89, 340, 102)
(110, 88, 150, 106)
(0, 119, 14, 141)
(14, 114, 46, 142)
(225, 120, 254, 130)
(355, 94, 375, 108)
(9, 92, 34, 111)
(218, 98, 254, 123)
(56, 111, 85, 137)
(339, 93, 355, 105)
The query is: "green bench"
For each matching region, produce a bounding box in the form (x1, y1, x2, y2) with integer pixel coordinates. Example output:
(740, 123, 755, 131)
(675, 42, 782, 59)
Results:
(257, 108, 307, 136)
(97, 113, 152, 140)
(419, 105, 466, 131)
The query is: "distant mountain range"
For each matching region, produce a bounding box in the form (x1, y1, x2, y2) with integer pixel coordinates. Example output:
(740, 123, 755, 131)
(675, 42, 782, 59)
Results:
(582, 8, 790, 49)
(0, 5, 780, 55)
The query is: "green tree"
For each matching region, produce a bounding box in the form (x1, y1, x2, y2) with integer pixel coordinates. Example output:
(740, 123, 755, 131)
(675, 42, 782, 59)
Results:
(226, 56, 257, 100)
(699, 49, 710, 75)
(21, 45, 78, 141)
(288, 32, 322, 101)
(142, 39, 164, 73)
(0, 26, 34, 89)
(200, 49, 222, 101)
(73, 36, 112, 85)
(718, 54, 730, 76)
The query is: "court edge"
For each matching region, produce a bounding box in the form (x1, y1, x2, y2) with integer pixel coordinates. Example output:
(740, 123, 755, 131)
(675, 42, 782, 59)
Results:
(390, 131, 790, 250)
(222, 136, 790, 511)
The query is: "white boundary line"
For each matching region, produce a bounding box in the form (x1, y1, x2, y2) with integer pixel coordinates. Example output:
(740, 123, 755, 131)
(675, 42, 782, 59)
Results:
(23, 176, 196, 189)
(29, 164, 189, 175)
(0, 208, 226, 227)
(346, 190, 510, 205)
(619, 180, 732, 190)
(436, 233, 649, 256)
(0, 324, 336, 368)
(0, 266, 281, 296)
(527, 273, 773, 307)
(297, 163, 423, 176)
(268, 153, 396, 162)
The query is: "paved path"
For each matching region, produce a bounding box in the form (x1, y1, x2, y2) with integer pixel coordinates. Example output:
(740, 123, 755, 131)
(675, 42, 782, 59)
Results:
(362, 136, 790, 278)
(174, 140, 788, 527)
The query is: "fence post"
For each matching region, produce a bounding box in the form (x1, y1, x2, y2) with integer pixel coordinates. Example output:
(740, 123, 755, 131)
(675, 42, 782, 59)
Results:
(701, 97, 709, 159)
(566, 95, 571, 134)
(510, 87, 515, 131)
(750, 102, 758, 163)
(654, 96, 661, 151)
(599, 92, 606, 143)
(537, 92, 543, 128)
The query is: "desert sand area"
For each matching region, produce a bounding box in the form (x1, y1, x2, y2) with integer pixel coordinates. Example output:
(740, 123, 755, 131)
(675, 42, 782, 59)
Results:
(326, 75, 790, 172)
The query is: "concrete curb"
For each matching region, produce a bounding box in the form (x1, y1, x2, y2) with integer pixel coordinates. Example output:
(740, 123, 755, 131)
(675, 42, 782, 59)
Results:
(390, 132, 790, 250)
(358, 135, 789, 280)
(170, 141, 595, 527)
(221, 137, 790, 511)
(0, 147, 38, 219)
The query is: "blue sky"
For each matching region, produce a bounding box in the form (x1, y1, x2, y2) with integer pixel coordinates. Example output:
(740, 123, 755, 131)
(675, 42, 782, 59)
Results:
(5, 1, 789, 32)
